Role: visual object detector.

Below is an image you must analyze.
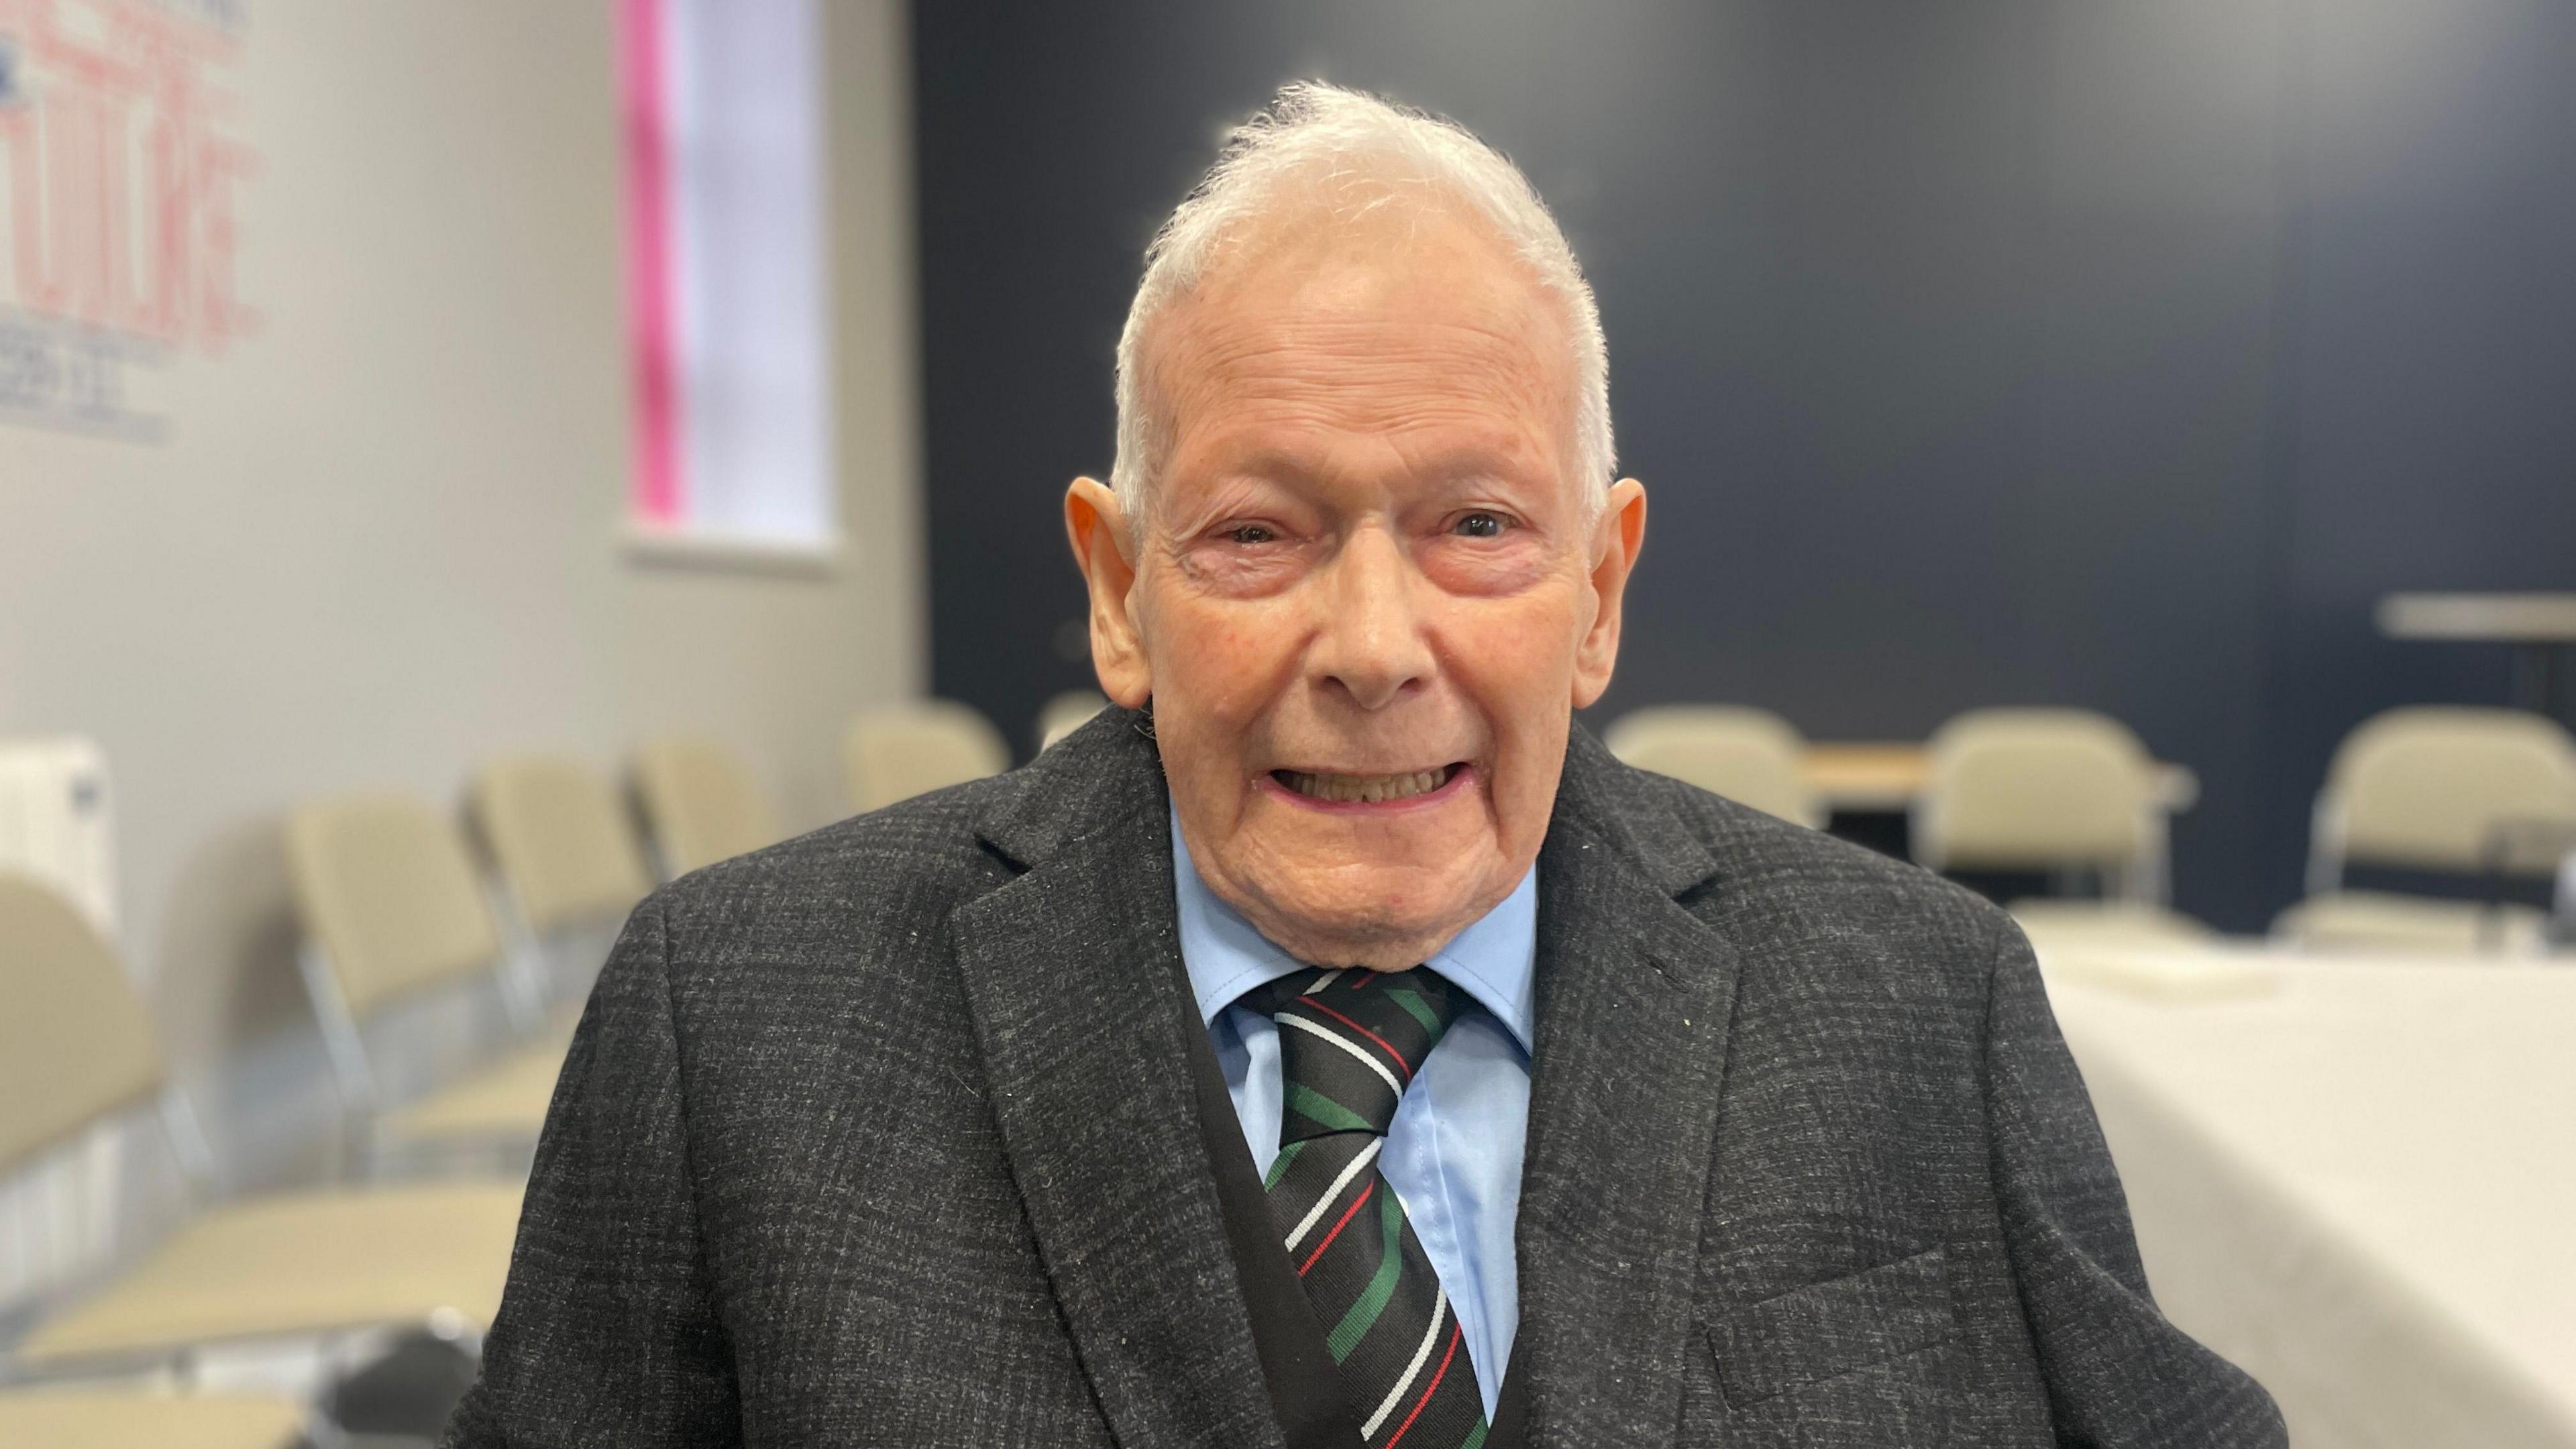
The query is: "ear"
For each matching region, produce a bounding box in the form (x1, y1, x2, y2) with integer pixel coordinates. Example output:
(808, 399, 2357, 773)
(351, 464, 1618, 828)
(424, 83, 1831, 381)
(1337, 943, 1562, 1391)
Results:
(1064, 476, 1153, 708)
(1570, 478, 1647, 710)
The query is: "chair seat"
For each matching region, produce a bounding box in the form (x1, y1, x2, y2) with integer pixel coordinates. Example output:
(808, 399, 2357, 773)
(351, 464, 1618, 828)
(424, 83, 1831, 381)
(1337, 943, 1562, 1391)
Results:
(2274, 890, 2552, 956)
(17, 1182, 523, 1366)
(2008, 900, 2215, 951)
(0, 1390, 307, 1449)
(380, 1031, 572, 1144)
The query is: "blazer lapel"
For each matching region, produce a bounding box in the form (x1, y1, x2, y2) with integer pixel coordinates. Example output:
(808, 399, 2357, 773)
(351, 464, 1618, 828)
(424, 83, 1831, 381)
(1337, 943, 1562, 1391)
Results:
(950, 716, 1742, 1448)
(1508, 730, 1742, 1448)
(951, 714, 1285, 1449)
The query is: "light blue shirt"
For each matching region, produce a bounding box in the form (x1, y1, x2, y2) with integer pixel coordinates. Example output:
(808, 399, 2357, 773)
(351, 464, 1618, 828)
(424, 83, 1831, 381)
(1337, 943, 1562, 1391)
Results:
(1172, 810, 1534, 1417)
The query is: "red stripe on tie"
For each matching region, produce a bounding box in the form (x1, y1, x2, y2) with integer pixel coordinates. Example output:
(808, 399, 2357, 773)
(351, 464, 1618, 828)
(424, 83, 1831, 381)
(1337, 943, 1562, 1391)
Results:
(1301, 999, 1415, 1081)
(1382, 1321, 1464, 1448)
(1297, 1178, 1375, 1277)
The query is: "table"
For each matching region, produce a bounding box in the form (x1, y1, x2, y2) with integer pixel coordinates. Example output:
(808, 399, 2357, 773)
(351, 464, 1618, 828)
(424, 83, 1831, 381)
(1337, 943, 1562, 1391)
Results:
(2037, 945, 2576, 1448)
(1800, 743, 2200, 814)
(2379, 592, 2576, 718)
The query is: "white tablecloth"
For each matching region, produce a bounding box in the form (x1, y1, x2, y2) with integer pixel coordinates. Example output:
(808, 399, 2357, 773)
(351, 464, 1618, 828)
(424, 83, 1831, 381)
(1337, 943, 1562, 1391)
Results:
(2037, 947, 2576, 1449)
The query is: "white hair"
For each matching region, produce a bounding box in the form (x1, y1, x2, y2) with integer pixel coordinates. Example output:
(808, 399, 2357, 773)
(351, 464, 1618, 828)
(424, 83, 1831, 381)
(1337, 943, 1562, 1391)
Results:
(1110, 80, 1615, 533)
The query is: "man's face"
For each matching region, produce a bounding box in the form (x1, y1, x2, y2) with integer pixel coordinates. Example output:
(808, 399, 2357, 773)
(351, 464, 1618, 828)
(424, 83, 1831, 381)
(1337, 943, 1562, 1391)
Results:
(1069, 206, 1646, 969)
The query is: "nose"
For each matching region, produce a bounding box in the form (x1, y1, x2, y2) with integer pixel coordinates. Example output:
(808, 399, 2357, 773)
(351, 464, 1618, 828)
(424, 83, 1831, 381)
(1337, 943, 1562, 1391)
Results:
(1308, 523, 1435, 712)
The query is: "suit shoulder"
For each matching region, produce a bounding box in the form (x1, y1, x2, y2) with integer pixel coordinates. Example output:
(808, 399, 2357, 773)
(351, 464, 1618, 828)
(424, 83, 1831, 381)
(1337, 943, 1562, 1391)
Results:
(1626, 765, 2012, 961)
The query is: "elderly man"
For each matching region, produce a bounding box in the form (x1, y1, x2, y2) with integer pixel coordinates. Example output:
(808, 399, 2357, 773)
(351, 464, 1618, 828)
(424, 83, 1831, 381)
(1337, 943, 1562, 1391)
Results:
(447, 84, 2281, 1448)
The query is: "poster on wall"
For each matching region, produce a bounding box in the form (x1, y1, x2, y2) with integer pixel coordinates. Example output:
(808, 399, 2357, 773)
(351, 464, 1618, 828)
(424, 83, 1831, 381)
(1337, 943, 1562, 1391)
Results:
(0, 0, 257, 443)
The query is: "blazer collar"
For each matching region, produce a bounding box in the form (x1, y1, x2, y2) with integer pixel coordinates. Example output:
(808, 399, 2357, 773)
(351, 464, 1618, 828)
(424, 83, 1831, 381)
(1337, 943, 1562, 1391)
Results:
(1511, 725, 1740, 1447)
(957, 712, 1739, 1448)
(952, 710, 1285, 1446)
(971, 706, 1171, 873)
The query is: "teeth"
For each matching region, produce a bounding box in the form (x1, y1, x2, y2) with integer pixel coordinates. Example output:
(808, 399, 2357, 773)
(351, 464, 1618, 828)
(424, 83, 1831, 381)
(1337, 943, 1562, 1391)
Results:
(1280, 767, 1450, 804)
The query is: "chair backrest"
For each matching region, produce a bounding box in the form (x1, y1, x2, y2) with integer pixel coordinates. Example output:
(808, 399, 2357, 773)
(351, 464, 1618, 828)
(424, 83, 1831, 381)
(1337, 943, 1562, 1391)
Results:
(1601, 706, 1821, 828)
(2317, 706, 2576, 877)
(285, 794, 504, 1020)
(844, 701, 1010, 814)
(469, 755, 653, 934)
(632, 736, 783, 877)
(0, 874, 164, 1175)
(1915, 709, 2159, 877)
(1035, 690, 1110, 753)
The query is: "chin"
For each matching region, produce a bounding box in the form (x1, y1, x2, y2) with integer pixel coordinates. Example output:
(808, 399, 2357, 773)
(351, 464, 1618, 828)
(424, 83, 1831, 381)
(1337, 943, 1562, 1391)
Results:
(1238, 862, 1503, 970)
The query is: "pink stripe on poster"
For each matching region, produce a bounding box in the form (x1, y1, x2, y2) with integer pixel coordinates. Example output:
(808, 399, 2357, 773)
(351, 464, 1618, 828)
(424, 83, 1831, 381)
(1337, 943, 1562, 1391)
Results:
(617, 0, 684, 523)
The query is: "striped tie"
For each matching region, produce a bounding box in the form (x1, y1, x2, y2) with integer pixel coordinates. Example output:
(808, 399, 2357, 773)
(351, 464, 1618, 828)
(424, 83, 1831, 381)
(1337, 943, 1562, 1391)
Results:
(1248, 966, 1488, 1449)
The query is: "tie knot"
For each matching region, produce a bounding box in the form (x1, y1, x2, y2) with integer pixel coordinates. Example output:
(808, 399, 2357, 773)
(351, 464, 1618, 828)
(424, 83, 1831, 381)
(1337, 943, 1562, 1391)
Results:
(1248, 967, 1464, 1142)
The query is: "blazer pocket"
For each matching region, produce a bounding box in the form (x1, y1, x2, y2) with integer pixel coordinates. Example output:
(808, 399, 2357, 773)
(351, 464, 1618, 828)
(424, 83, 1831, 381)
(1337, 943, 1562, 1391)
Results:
(1709, 1244, 1957, 1408)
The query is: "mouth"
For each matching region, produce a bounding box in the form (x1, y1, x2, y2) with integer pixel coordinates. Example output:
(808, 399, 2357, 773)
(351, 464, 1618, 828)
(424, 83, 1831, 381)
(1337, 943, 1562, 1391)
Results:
(1268, 762, 1469, 808)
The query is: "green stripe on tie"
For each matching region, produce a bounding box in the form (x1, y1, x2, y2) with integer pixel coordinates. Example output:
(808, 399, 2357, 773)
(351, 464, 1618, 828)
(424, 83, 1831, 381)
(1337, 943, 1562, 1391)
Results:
(1287, 1083, 1373, 1135)
(1458, 1422, 1489, 1449)
(1263, 1138, 1307, 1191)
(1385, 987, 1443, 1038)
(1326, 1189, 1406, 1361)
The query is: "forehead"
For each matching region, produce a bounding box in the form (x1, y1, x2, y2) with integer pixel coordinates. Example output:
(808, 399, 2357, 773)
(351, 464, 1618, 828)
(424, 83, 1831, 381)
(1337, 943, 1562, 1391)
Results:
(1146, 205, 1578, 477)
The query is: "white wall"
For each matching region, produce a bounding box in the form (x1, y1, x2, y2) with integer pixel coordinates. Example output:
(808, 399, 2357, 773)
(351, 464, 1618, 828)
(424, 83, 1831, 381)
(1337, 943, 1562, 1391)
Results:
(0, 3, 922, 1091)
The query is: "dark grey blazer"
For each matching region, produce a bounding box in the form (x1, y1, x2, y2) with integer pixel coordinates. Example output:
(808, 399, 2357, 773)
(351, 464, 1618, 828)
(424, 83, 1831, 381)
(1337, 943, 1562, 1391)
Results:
(443, 711, 2282, 1448)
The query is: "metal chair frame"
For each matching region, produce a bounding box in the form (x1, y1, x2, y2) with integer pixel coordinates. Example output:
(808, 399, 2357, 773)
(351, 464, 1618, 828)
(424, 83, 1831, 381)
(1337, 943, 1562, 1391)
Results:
(294, 879, 556, 1183)
(2302, 790, 2576, 954)
(1913, 797, 2171, 908)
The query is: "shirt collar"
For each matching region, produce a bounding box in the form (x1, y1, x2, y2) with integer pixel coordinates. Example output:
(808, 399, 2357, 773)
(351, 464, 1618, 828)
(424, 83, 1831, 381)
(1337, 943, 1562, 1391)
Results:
(1170, 804, 1538, 1053)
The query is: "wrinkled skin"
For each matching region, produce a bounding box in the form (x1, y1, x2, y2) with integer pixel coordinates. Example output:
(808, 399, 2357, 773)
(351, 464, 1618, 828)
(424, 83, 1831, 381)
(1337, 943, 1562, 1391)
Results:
(1066, 203, 1647, 970)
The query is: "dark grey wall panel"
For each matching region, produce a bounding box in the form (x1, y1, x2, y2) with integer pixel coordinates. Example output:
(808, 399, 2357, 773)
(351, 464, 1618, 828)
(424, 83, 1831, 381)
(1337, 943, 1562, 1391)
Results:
(909, 0, 2575, 931)
(2248, 1, 2576, 908)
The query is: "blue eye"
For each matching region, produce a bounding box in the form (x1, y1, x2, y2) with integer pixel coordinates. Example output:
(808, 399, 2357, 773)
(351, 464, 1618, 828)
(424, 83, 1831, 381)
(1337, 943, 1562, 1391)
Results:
(1454, 512, 1506, 538)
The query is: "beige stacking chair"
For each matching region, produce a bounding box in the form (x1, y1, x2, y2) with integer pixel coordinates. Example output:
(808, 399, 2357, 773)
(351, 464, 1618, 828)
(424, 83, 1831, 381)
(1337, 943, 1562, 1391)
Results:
(0, 874, 519, 1378)
(286, 796, 570, 1168)
(1034, 690, 1111, 753)
(843, 701, 1010, 814)
(631, 735, 782, 877)
(2276, 707, 2576, 955)
(1915, 708, 2208, 947)
(468, 753, 653, 1008)
(1602, 705, 1823, 828)
(470, 755, 652, 940)
(0, 1389, 308, 1449)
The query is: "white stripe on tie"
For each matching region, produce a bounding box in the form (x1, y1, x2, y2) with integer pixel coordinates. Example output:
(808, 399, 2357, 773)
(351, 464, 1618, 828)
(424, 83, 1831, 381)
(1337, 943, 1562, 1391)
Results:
(1364, 1285, 1448, 1438)
(1305, 969, 1345, 995)
(1282, 1137, 1383, 1251)
(1279, 1011, 1404, 1099)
